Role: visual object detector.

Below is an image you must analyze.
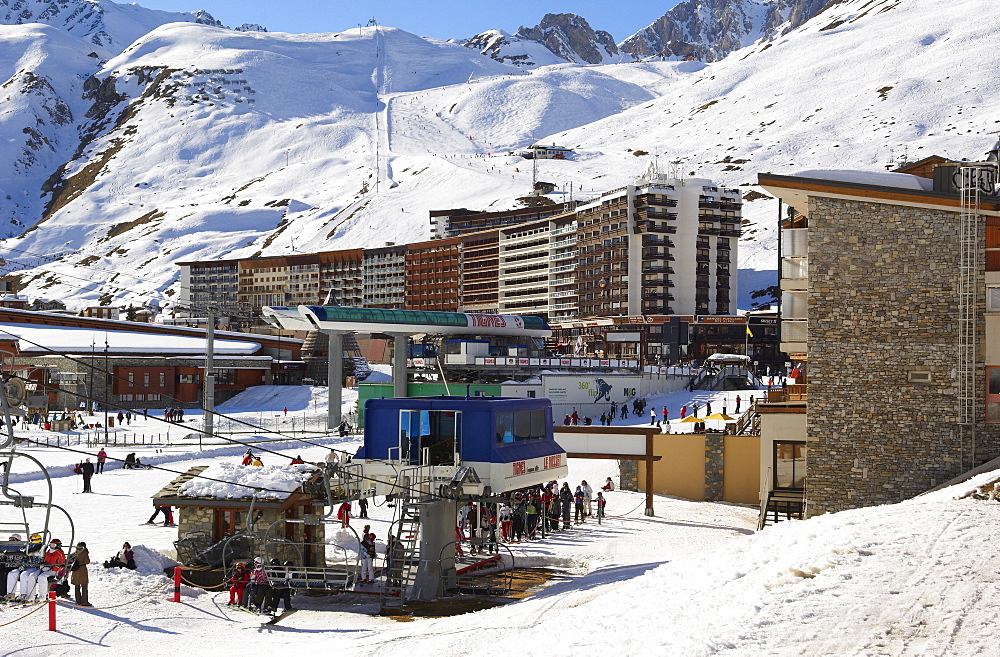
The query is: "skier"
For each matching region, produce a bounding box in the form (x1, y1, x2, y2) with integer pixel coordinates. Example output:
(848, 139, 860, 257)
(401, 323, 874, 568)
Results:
(228, 562, 249, 606)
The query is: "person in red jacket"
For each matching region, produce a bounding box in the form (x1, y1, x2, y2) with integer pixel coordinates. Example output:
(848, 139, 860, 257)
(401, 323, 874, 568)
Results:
(337, 502, 352, 528)
(18, 538, 66, 601)
(241, 449, 254, 466)
(228, 562, 249, 606)
(289, 455, 304, 465)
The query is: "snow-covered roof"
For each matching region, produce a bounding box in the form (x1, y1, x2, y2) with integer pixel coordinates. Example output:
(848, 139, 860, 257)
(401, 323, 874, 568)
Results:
(792, 169, 935, 191)
(173, 462, 319, 502)
(0, 323, 261, 355)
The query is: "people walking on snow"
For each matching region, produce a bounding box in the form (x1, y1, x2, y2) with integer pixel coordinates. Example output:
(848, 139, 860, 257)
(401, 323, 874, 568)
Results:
(680, 405, 687, 419)
(651, 409, 657, 425)
(80, 458, 95, 493)
(662, 406, 669, 423)
(706, 401, 712, 416)
(71, 541, 91, 606)
(358, 497, 369, 518)
(596, 492, 607, 519)
(735, 395, 742, 414)
(96, 448, 107, 474)
(147, 505, 174, 526)
(242, 449, 254, 466)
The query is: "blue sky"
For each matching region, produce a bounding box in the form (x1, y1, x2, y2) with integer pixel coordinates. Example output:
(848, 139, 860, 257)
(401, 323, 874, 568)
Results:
(140, 0, 682, 42)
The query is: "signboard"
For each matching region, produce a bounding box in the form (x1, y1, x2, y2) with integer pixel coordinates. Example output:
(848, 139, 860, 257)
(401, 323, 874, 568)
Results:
(697, 316, 746, 324)
(543, 374, 643, 405)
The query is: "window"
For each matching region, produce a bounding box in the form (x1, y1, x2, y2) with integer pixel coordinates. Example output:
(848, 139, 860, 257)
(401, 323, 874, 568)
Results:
(143, 373, 150, 387)
(988, 367, 1000, 421)
(989, 286, 1000, 312)
(773, 441, 806, 489)
(128, 373, 134, 388)
(399, 410, 461, 465)
(496, 409, 547, 444)
(159, 372, 166, 387)
(178, 374, 201, 384)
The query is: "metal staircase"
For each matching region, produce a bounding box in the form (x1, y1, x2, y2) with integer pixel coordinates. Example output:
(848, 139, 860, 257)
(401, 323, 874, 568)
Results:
(379, 496, 423, 613)
(757, 489, 806, 530)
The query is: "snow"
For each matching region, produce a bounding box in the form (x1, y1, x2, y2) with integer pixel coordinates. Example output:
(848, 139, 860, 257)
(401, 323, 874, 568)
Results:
(174, 461, 318, 500)
(2, 0, 994, 312)
(4, 382, 1000, 655)
(792, 169, 936, 191)
(0, 323, 261, 354)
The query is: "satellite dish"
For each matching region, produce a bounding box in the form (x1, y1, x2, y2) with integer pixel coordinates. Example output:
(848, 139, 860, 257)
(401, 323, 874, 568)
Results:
(3, 377, 26, 407)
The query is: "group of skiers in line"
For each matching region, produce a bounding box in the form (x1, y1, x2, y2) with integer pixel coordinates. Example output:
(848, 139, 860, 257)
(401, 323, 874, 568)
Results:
(226, 557, 295, 614)
(456, 477, 615, 552)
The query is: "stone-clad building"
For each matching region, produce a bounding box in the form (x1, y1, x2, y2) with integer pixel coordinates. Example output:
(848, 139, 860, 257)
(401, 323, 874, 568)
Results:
(758, 148, 1000, 516)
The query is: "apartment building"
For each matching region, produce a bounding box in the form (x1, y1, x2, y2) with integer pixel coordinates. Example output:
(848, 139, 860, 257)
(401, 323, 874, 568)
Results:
(496, 213, 578, 320)
(362, 243, 406, 309)
(178, 258, 240, 310)
(459, 230, 500, 314)
(575, 174, 741, 318)
(404, 238, 461, 312)
(430, 204, 573, 239)
(757, 147, 1000, 516)
(178, 173, 739, 326)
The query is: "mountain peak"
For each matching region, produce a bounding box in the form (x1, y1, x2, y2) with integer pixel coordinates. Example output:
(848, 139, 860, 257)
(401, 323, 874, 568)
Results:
(514, 13, 621, 65)
(619, 0, 828, 62)
(0, 0, 231, 53)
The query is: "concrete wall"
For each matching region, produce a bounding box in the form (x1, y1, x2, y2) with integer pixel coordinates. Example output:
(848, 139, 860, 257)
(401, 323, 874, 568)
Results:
(723, 435, 762, 504)
(638, 434, 706, 500)
(758, 410, 807, 498)
(805, 196, 1000, 516)
(626, 432, 760, 504)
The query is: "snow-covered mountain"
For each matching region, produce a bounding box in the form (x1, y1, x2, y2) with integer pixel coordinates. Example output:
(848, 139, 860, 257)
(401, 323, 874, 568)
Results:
(619, 0, 828, 61)
(460, 29, 567, 68)
(514, 13, 623, 65)
(0, 0, 996, 313)
(0, 0, 223, 53)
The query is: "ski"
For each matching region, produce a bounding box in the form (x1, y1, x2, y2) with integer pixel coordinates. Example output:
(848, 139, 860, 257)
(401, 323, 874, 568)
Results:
(262, 608, 297, 625)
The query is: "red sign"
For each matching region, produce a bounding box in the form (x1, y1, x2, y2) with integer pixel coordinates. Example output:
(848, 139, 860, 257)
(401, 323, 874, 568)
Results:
(543, 455, 562, 469)
(512, 461, 526, 475)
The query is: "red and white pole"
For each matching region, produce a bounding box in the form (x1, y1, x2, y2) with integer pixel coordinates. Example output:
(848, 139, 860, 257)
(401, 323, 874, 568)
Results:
(172, 566, 181, 602)
(48, 590, 57, 631)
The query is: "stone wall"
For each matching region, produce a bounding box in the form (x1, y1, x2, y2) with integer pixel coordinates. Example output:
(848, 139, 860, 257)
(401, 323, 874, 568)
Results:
(703, 433, 724, 501)
(619, 460, 638, 491)
(805, 196, 1000, 516)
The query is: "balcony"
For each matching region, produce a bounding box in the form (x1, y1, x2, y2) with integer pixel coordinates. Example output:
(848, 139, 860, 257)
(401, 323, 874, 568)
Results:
(716, 268, 730, 277)
(699, 200, 721, 209)
(642, 291, 675, 300)
(642, 264, 675, 274)
(717, 254, 731, 264)
(643, 235, 673, 247)
(696, 254, 710, 262)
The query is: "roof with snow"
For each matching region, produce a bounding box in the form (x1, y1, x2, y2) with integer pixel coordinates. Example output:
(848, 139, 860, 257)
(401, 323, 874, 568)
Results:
(0, 323, 261, 355)
(153, 462, 322, 508)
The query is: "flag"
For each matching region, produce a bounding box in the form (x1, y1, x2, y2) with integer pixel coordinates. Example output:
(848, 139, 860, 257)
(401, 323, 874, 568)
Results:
(746, 327, 753, 338)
